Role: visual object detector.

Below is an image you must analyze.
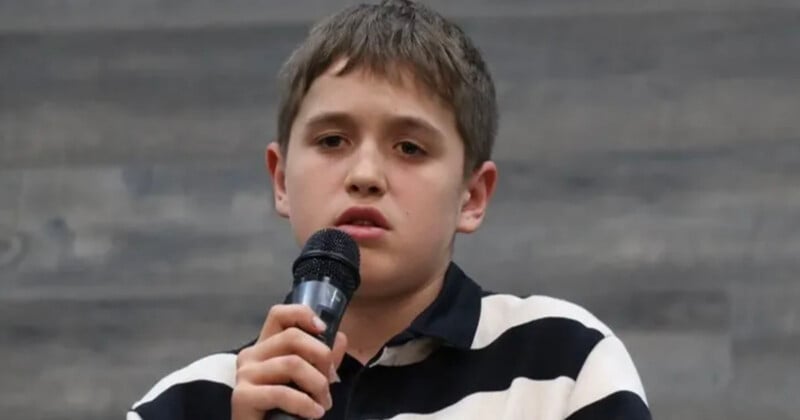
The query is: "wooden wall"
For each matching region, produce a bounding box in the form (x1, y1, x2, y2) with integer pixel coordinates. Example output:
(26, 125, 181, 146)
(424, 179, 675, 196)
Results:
(1, 1, 799, 418)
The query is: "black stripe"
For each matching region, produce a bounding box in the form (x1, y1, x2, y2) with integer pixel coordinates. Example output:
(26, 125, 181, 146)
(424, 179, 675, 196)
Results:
(351, 317, 604, 418)
(134, 380, 232, 420)
(565, 391, 651, 420)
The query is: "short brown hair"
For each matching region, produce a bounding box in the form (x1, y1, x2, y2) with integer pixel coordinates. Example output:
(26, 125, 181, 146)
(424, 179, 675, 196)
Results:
(276, 0, 498, 175)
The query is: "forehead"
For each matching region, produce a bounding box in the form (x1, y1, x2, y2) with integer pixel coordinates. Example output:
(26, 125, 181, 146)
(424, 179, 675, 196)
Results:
(293, 58, 457, 131)
(327, 57, 447, 103)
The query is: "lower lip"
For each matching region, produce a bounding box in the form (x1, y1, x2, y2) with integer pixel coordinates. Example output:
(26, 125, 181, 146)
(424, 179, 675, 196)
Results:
(335, 224, 387, 241)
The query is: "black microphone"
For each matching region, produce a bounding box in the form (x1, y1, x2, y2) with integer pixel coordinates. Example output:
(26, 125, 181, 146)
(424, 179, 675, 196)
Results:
(266, 228, 361, 420)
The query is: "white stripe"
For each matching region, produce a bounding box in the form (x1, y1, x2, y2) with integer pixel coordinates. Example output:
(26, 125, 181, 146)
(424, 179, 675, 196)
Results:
(375, 337, 439, 367)
(131, 353, 237, 409)
(566, 335, 648, 416)
(382, 377, 574, 420)
(472, 294, 613, 349)
(126, 411, 144, 420)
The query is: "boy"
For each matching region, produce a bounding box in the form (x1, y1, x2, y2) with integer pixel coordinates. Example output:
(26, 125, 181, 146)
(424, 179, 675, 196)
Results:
(128, 1, 650, 419)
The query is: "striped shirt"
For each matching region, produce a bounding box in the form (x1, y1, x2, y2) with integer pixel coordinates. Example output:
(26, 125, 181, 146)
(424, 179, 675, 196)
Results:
(128, 262, 650, 419)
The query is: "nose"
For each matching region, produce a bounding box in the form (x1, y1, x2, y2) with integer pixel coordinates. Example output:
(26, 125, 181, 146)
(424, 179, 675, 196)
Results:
(344, 142, 387, 198)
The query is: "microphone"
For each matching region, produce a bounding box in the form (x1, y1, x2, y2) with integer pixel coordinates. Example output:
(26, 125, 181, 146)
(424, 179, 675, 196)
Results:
(266, 228, 361, 420)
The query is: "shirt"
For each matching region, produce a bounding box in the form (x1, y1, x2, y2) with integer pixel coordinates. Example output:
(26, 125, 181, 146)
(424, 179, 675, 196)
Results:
(128, 262, 651, 419)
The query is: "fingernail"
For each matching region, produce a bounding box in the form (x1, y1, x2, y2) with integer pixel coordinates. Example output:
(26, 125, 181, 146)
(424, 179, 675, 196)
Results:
(313, 402, 325, 418)
(329, 365, 341, 383)
(312, 316, 326, 331)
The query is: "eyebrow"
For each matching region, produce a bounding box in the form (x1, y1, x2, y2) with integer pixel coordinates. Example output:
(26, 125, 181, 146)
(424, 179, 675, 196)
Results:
(304, 112, 357, 132)
(303, 111, 445, 141)
(387, 115, 445, 141)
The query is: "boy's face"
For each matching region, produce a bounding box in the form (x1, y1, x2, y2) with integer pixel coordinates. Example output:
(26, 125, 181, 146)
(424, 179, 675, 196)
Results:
(267, 59, 496, 299)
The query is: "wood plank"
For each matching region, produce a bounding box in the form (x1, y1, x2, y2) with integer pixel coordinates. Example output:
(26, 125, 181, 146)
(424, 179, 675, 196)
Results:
(652, 398, 799, 420)
(732, 283, 800, 340)
(1, 146, 798, 298)
(2, 4, 799, 418)
(1, 0, 798, 32)
(2, 11, 800, 167)
(729, 336, 800, 414)
(620, 331, 732, 399)
(0, 297, 268, 419)
(0, 298, 730, 419)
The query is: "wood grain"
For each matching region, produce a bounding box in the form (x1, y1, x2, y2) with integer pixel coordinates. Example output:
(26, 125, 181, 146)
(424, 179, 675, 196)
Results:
(1, 1, 798, 418)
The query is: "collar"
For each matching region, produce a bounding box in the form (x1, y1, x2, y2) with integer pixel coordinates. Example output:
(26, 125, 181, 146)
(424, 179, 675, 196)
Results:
(385, 261, 483, 350)
(276, 261, 484, 351)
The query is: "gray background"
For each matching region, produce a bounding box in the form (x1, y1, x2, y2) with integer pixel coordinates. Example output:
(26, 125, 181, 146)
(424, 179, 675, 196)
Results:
(1, 0, 799, 418)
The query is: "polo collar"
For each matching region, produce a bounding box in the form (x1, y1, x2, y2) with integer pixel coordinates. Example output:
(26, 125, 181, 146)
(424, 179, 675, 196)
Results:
(278, 261, 484, 351)
(385, 261, 483, 350)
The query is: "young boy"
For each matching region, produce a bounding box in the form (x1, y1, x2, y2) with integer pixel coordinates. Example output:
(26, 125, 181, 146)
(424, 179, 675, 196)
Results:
(128, 1, 650, 419)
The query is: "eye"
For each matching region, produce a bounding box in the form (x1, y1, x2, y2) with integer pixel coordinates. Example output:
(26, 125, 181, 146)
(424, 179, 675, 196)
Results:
(317, 135, 346, 149)
(396, 141, 426, 157)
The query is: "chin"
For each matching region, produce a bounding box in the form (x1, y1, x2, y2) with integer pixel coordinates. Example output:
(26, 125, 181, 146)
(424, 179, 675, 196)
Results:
(352, 254, 408, 299)
(354, 251, 440, 302)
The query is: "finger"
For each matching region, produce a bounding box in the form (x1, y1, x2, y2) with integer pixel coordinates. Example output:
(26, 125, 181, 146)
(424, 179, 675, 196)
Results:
(231, 383, 326, 420)
(237, 355, 333, 411)
(245, 327, 334, 375)
(259, 304, 326, 341)
(329, 332, 348, 382)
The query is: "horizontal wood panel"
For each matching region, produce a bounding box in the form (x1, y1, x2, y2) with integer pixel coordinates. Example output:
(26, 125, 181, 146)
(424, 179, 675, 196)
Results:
(1, 148, 797, 296)
(0, 298, 730, 417)
(2, 297, 797, 418)
(2, 2, 799, 418)
(0, 297, 266, 419)
(1, 0, 798, 32)
(2, 12, 799, 167)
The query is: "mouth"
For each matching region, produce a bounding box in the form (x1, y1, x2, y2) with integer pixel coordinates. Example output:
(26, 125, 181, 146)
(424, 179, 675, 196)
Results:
(334, 206, 391, 241)
(335, 206, 391, 230)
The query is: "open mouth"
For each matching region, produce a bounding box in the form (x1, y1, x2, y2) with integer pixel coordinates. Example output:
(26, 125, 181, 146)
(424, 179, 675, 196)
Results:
(335, 206, 391, 240)
(348, 220, 378, 226)
(335, 207, 390, 230)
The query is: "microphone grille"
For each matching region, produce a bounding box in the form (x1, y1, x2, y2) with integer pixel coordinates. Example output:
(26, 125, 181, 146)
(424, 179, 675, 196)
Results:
(292, 228, 360, 298)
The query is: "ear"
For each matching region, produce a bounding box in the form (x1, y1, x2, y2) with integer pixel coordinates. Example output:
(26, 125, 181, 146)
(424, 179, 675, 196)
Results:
(457, 161, 498, 234)
(266, 142, 290, 218)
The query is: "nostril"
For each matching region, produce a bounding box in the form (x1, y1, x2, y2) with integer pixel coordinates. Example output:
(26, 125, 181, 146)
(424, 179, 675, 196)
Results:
(347, 182, 382, 195)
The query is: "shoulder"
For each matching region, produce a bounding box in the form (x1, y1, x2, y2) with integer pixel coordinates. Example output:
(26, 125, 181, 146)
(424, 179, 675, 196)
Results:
(472, 292, 614, 350)
(473, 292, 650, 417)
(127, 351, 240, 420)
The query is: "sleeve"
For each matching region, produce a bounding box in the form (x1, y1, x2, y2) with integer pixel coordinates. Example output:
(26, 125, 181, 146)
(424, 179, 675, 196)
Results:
(126, 353, 238, 420)
(564, 335, 651, 420)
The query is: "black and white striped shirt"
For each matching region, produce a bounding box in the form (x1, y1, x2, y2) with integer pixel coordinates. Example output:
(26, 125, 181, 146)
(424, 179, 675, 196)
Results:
(129, 263, 650, 419)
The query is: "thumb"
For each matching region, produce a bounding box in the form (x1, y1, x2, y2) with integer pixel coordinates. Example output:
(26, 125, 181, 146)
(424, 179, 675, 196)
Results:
(329, 332, 348, 383)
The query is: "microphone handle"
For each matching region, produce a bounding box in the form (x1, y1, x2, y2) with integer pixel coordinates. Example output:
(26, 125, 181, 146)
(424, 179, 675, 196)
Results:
(264, 280, 348, 420)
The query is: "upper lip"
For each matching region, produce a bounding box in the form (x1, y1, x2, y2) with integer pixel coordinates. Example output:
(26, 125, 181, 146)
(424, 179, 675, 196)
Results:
(335, 206, 391, 229)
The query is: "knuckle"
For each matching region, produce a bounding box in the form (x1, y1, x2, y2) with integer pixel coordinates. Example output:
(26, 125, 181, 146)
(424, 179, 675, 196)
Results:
(272, 386, 294, 404)
(316, 345, 333, 364)
(304, 401, 320, 417)
(235, 349, 250, 368)
(286, 326, 304, 340)
(282, 354, 304, 370)
(312, 376, 329, 397)
(266, 305, 282, 319)
(235, 362, 254, 380)
(230, 385, 250, 406)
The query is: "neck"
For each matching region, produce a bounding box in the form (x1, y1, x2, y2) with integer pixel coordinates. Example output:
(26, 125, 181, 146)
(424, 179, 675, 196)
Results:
(339, 263, 449, 365)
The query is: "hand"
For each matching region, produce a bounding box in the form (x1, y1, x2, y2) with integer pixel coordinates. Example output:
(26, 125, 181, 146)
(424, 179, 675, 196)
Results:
(231, 304, 348, 420)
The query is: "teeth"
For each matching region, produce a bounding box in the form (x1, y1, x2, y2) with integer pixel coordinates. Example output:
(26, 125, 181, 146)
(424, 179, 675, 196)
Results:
(352, 220, 375, 226)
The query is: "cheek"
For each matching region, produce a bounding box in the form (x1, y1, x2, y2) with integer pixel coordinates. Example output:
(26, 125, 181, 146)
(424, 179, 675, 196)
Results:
(284, 160, 339, 221)
(398, 179, 462, 233)
(285, 150, 339, 196)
